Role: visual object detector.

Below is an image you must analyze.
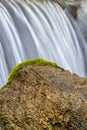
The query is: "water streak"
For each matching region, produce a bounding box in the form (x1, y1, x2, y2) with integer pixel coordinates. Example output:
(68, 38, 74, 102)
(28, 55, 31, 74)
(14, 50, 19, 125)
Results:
(0, 0, 87, 87)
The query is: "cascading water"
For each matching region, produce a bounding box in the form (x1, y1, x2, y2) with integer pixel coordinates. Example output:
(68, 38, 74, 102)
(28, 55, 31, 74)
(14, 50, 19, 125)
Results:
(0, 0, 87, 88)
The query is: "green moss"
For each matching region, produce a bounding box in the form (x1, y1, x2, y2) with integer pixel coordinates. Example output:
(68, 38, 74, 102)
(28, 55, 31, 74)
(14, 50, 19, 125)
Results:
(1, 58, 63, 89)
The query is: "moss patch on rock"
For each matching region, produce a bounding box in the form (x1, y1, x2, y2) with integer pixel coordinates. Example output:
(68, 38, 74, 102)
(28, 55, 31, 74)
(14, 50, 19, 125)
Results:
(6, 59, 61, 86)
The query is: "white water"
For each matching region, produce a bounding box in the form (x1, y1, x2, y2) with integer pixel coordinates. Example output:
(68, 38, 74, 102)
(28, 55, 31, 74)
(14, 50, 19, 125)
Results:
(0, 0, 87, 87)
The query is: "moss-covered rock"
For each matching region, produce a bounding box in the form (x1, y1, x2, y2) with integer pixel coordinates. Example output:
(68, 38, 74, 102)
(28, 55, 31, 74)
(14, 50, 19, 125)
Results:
(7, 59, 60, 85)
(0, 59, 87, 130)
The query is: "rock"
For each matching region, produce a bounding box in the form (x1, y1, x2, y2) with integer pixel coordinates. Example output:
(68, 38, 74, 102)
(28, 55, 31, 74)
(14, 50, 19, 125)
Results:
(53, 0, 81, 18)
(0, 59, 87, 130)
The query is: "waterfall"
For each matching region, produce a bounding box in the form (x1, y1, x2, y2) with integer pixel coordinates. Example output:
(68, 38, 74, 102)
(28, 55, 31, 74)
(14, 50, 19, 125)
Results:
(0, 0, 87, 88)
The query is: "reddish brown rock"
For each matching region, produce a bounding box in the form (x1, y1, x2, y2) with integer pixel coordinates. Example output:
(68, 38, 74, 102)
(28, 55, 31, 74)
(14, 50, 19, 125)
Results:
(0, 64, 87, 130)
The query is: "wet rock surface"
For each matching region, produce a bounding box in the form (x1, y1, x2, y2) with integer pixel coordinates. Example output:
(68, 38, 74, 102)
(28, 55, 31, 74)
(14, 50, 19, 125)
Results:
(0, 65, 87, 130)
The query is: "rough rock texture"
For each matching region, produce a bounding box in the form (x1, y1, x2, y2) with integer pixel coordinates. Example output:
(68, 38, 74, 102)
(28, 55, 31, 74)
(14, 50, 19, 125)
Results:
(0, 64, 87, 130)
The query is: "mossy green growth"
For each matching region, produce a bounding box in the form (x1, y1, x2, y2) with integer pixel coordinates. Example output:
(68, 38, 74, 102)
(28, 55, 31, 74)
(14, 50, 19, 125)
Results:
(6, 58, 61, 85)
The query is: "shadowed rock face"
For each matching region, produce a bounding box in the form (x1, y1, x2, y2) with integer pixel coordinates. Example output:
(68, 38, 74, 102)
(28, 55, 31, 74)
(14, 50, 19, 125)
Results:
(0, 64, 87, 130)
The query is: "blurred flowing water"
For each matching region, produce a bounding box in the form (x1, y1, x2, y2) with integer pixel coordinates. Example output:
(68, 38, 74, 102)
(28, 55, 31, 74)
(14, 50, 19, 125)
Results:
(0, 0, 87, 87)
